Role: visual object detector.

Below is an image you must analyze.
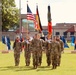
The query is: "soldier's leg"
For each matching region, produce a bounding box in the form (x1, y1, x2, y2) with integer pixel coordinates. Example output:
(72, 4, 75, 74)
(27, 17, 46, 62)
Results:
(32, 53, 36, 68)
(39, 51, 42, 66)
(46, 53, 51, 66)
(17, 53, 20, 66)
(52, 55, 57, 69)
(52, 61, 54, 69)
(14, 54, 17, 66)
(35, 51, 39, 68)
(58, 55, 61, 66)
(39, 56, 41, 66)
(54, 55, 58, 69)
(14, 53, 20, 66)
(26, 58, 28, 66)
(27, 52, 31, 66)
(47, 56, 51, 66)
(25, 51, 28, 66)
(52, 60, 55, 69)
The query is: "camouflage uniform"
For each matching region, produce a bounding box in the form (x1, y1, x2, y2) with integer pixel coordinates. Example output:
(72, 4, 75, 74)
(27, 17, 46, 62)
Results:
(38, 39, 44, 66)
(49, 41, 61, 69)
(44, 41, 51, 66)
(57, 40, 64, 66)
(13, 41, 21, 66)
(31, 38, 42, 68)
(23, 41, 31, 66)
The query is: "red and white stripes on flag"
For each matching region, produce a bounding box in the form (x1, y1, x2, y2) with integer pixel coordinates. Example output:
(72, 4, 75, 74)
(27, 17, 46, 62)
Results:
(27, 4, 38, 30)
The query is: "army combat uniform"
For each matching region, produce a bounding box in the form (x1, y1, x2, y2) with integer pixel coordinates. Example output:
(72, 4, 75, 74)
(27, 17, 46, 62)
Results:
(49, 41, 61, 69)
(38, 39, 44, 66)
(22, 41, 31, 66)
(56, 40, 64, 66)
(31, 38, 42, 69)
(13, 40, 21, 66)
(44, 41, 51, 66)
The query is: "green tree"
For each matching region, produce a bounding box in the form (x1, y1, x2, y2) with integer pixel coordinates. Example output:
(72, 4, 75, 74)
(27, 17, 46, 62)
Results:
(2, 0, 19, 31)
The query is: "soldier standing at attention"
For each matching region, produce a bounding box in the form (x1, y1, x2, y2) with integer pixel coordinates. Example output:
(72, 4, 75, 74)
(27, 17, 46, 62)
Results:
(31, 34, 42, 69)
(56, 35, 64, 66)
(49, 36, 61, 69)
(13, 36, 21, 66)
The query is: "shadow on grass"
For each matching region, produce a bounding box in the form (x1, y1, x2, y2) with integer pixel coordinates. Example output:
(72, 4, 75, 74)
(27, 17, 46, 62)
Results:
(36, 66, 52, 71)
(0, 66, 35, 71)
(0, 66, 53, 72)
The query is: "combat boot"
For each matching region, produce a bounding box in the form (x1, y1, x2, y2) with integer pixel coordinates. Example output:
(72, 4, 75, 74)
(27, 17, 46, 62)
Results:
(47, 63, 50, 66)
(57, 63, 60, 66)
(54, 65, 57, 69)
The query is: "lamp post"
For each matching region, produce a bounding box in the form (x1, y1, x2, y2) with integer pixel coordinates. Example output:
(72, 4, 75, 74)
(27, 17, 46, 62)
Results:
(19, 0, 21, 34)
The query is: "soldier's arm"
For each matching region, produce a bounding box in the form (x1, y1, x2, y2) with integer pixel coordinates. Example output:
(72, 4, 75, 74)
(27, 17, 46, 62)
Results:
(58, 42, 61, 53)
(23, 42, 27, 51)
(43, 41, 48, 50)
(13, 41, 16, 49)
(48, 43, 50, 50)
(47, 43, 51, 53)
(20, 42, 24, 48)
(40, 40, 44, 50)
(29, 40, 34, 50)
(61, 41, 64, 51)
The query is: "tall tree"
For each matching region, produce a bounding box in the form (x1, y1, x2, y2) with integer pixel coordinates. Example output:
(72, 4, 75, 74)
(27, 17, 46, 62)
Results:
(2, 0, 19, 31)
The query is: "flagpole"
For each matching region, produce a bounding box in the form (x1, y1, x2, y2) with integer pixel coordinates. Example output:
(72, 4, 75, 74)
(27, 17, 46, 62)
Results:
(27, 0, 29, 36)
(36, 4, 43, 36)
(19, 0, 21, 35)
(26, 0, 29, 53)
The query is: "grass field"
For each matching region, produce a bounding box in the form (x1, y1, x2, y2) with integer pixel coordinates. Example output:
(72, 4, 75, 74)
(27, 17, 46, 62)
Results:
(0, 42, 76, 75)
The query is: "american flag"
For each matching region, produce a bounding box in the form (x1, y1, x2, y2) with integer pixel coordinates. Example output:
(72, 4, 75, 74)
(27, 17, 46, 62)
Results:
(27, 4, 38, 30)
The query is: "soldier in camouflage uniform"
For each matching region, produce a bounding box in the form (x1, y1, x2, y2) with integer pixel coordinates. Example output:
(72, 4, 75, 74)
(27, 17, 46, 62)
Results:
(44, 35, 52, 66)
(13, 36, 21, 66)
(38, 36, 44, 66)
(56, 35, 64, 66)
(49, 36, 61, 69)
(23, 35, 31, 66)
(31, 34, 42, 69)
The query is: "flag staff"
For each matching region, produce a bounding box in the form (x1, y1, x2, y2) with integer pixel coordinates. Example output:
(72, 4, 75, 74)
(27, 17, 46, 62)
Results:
(19, 0, 21, 35)
(26, 0, 29, 36)
(36, 4, 43, 36)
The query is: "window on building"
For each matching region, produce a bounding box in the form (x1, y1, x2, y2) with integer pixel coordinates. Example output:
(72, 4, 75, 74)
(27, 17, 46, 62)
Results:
(29, 23, 35, 31)
(22, 19, 35, 31)
(55, 32, 60, 35)
(63, 32, 67, 38)
(43, 30, 48, 36)
(70, 32, 74, 37)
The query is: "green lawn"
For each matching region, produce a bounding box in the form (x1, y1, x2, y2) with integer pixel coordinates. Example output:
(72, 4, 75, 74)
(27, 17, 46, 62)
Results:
(0, 42, 76, 75)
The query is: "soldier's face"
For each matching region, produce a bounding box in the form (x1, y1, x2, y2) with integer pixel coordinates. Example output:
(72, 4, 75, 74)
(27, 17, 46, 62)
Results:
(52, 37, 56, 41)
(37, 35, 40, 39)
(56, 37, 60, 40)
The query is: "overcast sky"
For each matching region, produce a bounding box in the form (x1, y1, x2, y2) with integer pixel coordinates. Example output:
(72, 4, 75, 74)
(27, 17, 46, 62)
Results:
(15, 0, 76, 26)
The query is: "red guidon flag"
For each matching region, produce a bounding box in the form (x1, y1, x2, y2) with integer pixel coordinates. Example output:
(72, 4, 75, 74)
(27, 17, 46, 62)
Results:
(48, 5, 52, 36)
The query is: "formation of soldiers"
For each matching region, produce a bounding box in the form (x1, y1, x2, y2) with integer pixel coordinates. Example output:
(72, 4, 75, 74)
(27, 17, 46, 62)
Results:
(13, 33, 64, 69)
